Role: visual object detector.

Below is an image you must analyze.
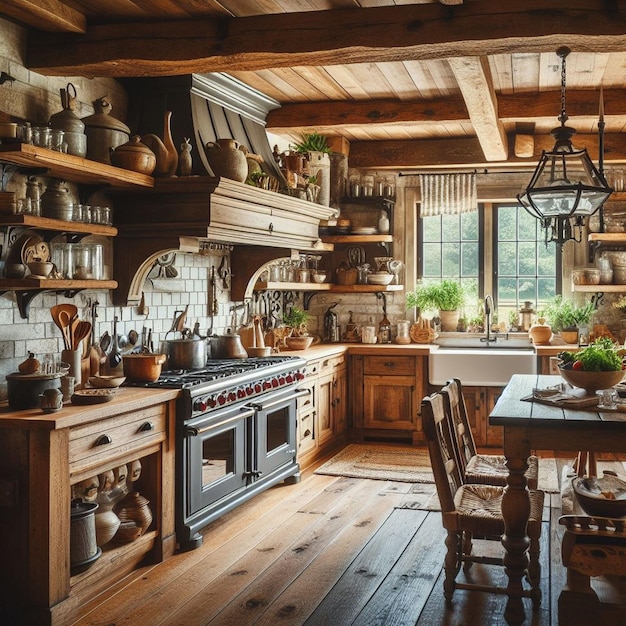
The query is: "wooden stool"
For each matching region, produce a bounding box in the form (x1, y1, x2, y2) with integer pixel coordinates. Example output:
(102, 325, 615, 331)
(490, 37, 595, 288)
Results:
(574, 451, 597, 477)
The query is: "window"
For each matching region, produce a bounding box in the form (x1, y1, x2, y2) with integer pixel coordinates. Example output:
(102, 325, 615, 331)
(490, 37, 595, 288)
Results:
(418, 203, 561, 322)
(495, 204, 561, 312)
(418, 208, 481, 315)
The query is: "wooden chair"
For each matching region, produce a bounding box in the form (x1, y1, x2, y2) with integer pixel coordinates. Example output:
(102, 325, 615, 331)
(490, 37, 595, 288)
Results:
(442, 378, 539, 489)
(421, 391, 545, 606)
(558, 515, 626, 625)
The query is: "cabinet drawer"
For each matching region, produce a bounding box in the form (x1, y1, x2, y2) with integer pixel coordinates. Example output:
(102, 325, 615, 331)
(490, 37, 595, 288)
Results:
(318, 354, 345, 375)
(364, 355, 415, 376)
(69, 405, 167, 475)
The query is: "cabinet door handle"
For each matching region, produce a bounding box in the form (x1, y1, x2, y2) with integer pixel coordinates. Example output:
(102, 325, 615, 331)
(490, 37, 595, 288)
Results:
(138, 421, 154, 432)
(384, 361, 395, 368)
(94, 434, 112, 446)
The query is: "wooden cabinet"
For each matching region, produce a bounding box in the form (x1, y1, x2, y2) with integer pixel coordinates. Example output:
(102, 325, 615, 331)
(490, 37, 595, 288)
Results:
(351, 353, 426, 444)
(296, 351, 347, 468)
(0, 388, 178, 626)
(460, 385, 505, 448)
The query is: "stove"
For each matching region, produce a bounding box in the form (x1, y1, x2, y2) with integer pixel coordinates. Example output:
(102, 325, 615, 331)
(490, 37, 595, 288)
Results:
(144, 355, 308, 551)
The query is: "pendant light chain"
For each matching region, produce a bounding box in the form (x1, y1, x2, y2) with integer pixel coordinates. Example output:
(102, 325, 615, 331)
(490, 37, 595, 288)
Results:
(557, 46, 570, 127)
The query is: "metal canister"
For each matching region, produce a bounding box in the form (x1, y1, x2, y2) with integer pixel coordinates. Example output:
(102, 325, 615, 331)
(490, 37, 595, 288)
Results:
(323, 303, 340, 343)
(82, 97, 130, 165)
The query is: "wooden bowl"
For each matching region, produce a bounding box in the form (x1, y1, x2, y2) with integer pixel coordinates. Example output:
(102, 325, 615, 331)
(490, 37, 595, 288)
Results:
(573, 473, 626, 517)
(88, 375, 126, 388)
(558, 367, 625, 393)
(285, 336, 314, 351)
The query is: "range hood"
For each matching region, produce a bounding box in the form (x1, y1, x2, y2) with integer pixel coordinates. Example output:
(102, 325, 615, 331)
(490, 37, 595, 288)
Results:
(111, 177, 336, 306)
(111, 74, 338, 306)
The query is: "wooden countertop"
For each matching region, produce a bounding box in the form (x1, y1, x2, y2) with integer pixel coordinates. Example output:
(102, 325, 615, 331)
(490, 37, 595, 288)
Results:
(0, 386, 180, 430)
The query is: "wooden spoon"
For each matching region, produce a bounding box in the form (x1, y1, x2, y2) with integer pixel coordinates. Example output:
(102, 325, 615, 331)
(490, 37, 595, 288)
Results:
(57, 310, 74, 350)
(73, 320, 92, 351)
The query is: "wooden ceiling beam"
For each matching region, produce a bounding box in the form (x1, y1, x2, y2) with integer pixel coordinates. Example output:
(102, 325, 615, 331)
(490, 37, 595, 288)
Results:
(266, 97, 469, 129)
(448, 55, 507, 161)
(265, 88, 626, 131)
(25, 1, 626, 77)
(2, 0, 86, 34)
(349, 132, 626, 169)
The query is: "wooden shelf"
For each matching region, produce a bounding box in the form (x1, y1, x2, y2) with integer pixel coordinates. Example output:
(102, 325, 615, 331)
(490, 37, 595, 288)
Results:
(572, 284, 626, 292)
(0, 214, 117, 236)
(254, 281, 403, 293)
(0, 279, 117, 291)
(0, 144, 154, 188)
(321, 234, 393, 244)
(255, 281, 331, 291)
(588, 233, 626, 244)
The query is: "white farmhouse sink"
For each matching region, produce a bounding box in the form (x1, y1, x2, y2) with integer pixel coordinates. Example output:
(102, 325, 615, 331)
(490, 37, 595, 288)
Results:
(429, 347, 537, 386)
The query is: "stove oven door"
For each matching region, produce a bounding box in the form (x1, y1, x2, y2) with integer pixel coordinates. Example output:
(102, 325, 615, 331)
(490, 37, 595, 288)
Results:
(251, 387, 307, 479)
(184, 404, 255, 520)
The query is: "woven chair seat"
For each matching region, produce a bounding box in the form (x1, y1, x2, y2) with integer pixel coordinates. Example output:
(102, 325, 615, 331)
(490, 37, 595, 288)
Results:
(451, 484, 545, 538)
(466, 453, 539, 490)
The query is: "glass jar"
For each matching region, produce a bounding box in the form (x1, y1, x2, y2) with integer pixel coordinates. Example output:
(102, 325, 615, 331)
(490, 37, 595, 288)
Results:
(374, 173, 385, 197)
(360, 174, 374, 197)
(348, 169, 361, 197)
(396, 320, 410, 341)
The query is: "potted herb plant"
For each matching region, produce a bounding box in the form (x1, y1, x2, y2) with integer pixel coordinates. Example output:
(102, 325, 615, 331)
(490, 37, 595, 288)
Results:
(406, 280, 465, 331)
(543, 295, 595, 343)
(283, 306, 314, 350)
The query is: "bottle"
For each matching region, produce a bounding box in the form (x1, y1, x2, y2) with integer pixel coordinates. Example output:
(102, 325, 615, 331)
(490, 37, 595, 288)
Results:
(377, 209, 390, 234)
(378, 313, 392, 344)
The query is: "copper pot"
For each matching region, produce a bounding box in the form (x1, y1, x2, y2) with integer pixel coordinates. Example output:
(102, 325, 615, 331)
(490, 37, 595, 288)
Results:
(122, 353, 166, 382)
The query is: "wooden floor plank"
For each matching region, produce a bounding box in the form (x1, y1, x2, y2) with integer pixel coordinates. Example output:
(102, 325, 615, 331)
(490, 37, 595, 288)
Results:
(168, 478, 397, 626)
(252, 482, 419, 626)
(351, 511, 446, 626)
(304, 508, 429, 625)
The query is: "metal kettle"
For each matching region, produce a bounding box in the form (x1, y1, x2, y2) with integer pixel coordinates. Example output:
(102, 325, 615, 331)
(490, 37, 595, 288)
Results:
(323, 303, 340, 343)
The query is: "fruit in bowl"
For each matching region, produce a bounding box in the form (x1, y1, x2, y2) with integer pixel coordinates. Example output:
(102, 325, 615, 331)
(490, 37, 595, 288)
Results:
(557, 338, 626, 392)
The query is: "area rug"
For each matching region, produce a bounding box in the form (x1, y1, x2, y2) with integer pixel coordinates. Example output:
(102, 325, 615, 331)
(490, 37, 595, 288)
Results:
(314, 443, 561, 494)
(314, 444, 435, 483)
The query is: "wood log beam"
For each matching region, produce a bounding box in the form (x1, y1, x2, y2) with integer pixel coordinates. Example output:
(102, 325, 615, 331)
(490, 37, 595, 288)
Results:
(349, 133, 626, 170)
(2, 0, 85, 34)
(25, 1, 626, 77)
(448, 55, 507, 161)
(266, 89, 626, 131)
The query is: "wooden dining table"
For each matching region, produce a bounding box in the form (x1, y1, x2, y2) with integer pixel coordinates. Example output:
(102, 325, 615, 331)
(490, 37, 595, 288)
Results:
(489, 373, 626, 626)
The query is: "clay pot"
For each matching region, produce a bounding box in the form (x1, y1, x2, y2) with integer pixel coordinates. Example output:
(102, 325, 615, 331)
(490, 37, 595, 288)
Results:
(115, 491, 153, 535)
(110, 135, 157, 175)
(204, 138, 248, 182)
(529, 319, 553, 345)
(141, 111, 178, 177)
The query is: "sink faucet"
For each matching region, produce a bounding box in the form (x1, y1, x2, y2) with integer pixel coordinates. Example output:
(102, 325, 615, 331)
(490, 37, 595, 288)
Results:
(481, 294, 497, 345)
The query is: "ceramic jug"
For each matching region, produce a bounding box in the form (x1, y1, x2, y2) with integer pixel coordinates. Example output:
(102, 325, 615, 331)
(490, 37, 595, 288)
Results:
(204, 138, 248, 182)
(142, 111, 178, 177)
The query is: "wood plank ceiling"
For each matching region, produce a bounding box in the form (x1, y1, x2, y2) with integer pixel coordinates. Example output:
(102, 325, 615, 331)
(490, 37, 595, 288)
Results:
(2, 0, 626, 170)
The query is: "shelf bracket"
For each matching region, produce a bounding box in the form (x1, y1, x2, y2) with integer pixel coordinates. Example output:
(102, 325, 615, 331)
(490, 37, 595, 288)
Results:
(4, 288, 87, 319)
(588, 240, 602, 264)
(590, 292, 605, 309)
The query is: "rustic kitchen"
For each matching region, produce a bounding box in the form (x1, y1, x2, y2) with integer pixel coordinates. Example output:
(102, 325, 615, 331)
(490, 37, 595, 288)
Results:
(2, 3, 626, 626)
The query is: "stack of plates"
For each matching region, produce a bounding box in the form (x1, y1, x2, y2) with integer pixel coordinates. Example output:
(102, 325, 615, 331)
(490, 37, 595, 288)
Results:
(351, 227, 377, 235)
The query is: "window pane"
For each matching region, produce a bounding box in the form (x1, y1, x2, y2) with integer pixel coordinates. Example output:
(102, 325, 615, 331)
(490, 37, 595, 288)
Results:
(495, 204, 559, 312)
(422, 243, 441, 277)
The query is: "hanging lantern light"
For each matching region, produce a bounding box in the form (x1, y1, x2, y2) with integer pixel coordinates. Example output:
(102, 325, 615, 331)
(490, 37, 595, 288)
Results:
(517, 47, 612, 247)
